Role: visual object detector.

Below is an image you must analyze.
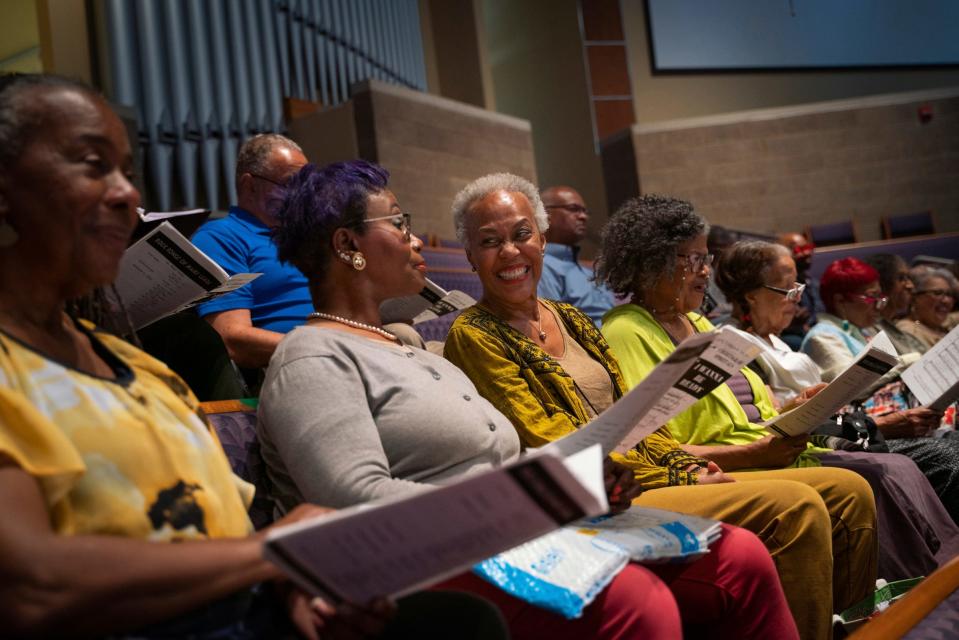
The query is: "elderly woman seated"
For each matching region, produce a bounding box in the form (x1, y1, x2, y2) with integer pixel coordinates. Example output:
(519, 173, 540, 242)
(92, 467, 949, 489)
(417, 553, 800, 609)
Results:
(861, 254, 930, 360)
(255, 161, 799, 640)
(713, 240, 959, 577)
(0, 74, 511, 640)
(439, 175, 873, 639)
(896, 266, 957, 351)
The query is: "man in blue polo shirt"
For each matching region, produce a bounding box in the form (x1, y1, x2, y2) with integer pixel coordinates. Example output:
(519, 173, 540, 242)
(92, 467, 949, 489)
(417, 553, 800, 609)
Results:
(192, 134, 309, 368)
(537, 185, 616, 326)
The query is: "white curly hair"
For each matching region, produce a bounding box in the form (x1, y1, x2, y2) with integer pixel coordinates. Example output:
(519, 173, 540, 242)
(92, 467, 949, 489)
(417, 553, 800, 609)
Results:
(450, 173, 549, 244)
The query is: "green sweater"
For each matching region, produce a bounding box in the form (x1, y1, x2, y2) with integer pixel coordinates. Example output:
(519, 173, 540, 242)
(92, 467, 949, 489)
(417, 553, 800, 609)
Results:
(601, 304, 825, 467)
(444, 300, 709, 488)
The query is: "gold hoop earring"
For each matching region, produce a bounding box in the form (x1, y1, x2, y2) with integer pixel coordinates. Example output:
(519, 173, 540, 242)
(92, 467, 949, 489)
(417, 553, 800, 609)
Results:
(352, 252, 367, 271)
(0, 219, 18, 248)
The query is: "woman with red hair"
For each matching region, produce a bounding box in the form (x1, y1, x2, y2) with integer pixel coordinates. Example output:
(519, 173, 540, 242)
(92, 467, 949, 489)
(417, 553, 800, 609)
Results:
(801, 258, 889, 381)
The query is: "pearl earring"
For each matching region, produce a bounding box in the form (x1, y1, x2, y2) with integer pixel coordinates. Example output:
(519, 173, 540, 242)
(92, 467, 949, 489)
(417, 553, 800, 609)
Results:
(351, 252, 367, 271)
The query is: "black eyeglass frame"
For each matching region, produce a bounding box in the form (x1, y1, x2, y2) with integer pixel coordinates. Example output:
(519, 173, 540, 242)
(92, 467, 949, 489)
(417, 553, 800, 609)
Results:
(914, 288, 956, 299)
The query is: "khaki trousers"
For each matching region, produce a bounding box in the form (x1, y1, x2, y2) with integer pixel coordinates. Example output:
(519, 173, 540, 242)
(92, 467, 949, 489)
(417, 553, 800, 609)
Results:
(633, 466, 877, 640)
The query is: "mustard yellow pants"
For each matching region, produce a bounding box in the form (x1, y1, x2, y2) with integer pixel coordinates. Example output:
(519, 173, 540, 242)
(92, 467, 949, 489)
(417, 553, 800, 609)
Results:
(633, 466, 877, 640)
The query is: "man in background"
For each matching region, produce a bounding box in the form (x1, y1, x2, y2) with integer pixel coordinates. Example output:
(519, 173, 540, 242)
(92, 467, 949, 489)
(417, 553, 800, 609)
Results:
(538, 185, 616, 326)
(192, 134, 309, 369)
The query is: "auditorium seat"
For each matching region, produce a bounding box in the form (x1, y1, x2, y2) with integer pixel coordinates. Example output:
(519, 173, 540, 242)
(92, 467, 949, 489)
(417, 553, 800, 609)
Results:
(201, 400, 275, 529)
(882, 211, 936, 239)
(416, 311, 464, 343)
(422, 246, 473, 270)
(805, 220, 857, 247)
(436, 238, 465, 249)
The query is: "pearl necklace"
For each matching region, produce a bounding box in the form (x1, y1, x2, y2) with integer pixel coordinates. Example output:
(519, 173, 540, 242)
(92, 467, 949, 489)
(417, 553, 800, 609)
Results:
(306, 311, 400, 343)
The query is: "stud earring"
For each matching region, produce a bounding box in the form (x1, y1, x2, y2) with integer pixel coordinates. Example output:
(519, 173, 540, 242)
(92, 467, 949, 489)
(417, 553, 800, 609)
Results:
(351, 252, 367, 271)
(0, 219, 18, 248)
(338, 250, 352, 264)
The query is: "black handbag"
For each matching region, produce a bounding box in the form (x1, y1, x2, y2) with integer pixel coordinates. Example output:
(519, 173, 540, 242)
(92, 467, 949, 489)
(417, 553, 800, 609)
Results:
(812, 406, 889, 453)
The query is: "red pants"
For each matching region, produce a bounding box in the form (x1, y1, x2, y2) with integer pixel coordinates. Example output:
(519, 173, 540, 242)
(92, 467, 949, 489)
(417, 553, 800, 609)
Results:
(437, 524, 798, 640)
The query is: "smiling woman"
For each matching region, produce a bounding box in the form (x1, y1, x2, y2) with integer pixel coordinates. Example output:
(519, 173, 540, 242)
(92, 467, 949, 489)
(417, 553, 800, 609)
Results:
(0, 74, 326, 639)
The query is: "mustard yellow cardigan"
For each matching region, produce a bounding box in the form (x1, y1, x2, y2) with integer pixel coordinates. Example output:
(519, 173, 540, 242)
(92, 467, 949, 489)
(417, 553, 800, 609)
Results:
(444, 300, 709, 488)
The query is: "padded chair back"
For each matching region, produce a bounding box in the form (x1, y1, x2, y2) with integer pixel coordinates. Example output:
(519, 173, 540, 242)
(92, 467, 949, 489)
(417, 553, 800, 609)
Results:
(422, 246, 473, 270)
(201, 400, 275, 530)
(436, 238, 464, 249)
(882, 211, 935, 239)
(805, 221, 857, 247)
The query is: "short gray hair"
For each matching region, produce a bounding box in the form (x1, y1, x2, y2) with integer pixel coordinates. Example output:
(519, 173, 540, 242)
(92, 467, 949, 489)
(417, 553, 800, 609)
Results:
(450, 173, 548, 244)
(235, 133, 303, 188)
(910, 265, 958, 292)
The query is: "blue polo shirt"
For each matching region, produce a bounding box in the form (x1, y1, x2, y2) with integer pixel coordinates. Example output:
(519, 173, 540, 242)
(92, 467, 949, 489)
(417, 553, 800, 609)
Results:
(192, 207, 313, 334)
(538, 243, 616, 326)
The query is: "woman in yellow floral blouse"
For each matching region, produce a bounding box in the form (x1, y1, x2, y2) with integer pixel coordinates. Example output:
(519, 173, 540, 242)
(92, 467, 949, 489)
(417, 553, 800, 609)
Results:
(443, 173, 876, 640)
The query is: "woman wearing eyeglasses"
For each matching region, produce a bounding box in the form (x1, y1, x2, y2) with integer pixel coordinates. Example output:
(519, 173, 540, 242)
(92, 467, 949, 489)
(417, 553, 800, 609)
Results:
(897, 267, 957, 351)
(861, 254, 929, 360)
(715, 242, 959, 578)
(800, 258, 896, 381)
(712, 241, 819, 407)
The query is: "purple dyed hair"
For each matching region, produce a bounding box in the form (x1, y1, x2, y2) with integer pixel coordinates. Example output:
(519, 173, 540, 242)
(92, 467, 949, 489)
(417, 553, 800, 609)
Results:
(273, 159, 390, 283)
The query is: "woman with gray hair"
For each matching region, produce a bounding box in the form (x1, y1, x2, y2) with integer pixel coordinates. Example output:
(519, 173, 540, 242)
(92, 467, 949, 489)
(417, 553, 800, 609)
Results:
(897, 266, 957, 350)
(596, 195, 880, 631)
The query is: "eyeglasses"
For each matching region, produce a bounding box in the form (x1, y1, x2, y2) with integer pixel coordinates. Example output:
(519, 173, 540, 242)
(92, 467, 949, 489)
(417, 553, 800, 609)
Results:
(762, 282, 806, 302)
(915, 288, 956, 299)
(248, 172, 287, 188)
(545, 203, 589, 215)
(364, 212, 412, 242)
(849, 293, 889, 310)
(676, 252, 714, 272)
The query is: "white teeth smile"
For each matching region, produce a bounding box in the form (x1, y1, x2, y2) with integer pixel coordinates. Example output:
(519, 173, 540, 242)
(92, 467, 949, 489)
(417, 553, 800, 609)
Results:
(498, 265, 530, 281)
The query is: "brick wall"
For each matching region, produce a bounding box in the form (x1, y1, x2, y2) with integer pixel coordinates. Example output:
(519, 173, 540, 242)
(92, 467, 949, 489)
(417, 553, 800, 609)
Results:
(290, 79, 536, 241)
(601, 88, 959, 241)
